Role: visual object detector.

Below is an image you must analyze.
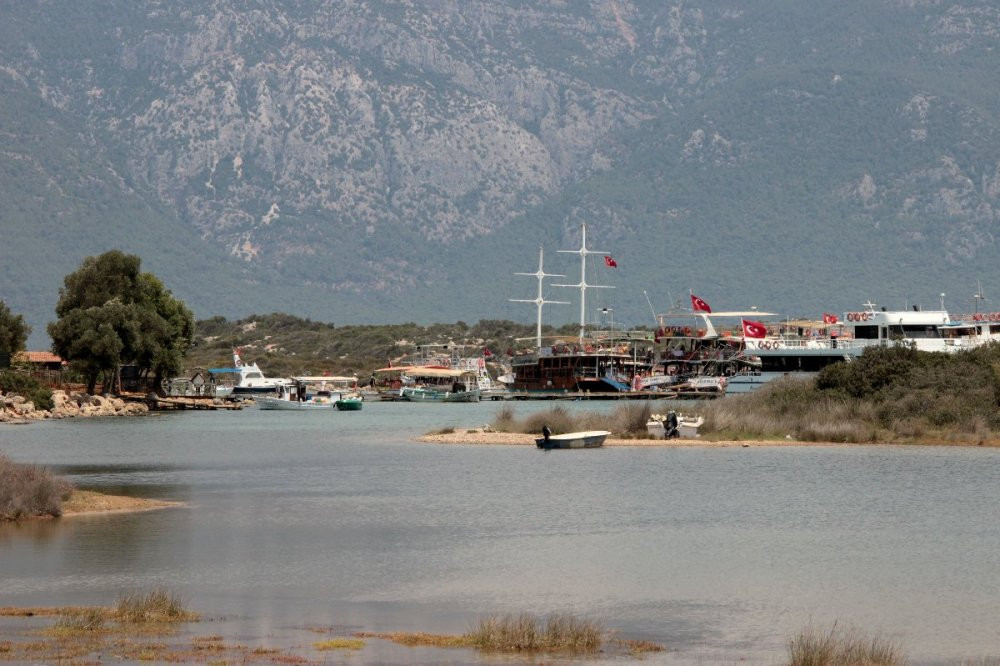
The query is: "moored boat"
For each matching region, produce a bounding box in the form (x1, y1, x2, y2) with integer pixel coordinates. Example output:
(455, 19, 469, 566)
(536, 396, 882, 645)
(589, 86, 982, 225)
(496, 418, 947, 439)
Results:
(534, 430, 609, 449)
(335, 396, 363, 411)
(228, 348, 291, 396)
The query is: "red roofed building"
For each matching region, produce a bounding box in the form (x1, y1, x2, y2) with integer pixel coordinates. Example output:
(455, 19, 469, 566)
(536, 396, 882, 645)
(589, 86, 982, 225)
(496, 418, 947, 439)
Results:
(10, 351, 67, 384)
(13, 351, 65, 370)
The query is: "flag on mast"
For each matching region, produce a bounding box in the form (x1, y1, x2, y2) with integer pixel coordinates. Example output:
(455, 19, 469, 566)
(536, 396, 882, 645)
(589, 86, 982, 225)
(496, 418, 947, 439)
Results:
(741, 319, 767, 338)
(690, 293, 712, 313)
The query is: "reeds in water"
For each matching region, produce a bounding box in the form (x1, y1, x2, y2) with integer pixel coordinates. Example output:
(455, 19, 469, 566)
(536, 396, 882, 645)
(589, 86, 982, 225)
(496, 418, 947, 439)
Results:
(114, 588, 197, 624)
(787, 624, 905, 666)
(465, 613, 604, 653)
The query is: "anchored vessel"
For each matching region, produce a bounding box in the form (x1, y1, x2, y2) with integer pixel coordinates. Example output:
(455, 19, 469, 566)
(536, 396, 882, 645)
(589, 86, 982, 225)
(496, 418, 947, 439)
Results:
(728, 303, 1000, 392)
(509, 226, 654, 394)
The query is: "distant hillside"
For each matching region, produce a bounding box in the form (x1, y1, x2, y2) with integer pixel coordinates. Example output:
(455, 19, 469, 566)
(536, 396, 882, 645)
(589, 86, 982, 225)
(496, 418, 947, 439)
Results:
(3, 1, 1000, 346)
(184, 313, 580, 378)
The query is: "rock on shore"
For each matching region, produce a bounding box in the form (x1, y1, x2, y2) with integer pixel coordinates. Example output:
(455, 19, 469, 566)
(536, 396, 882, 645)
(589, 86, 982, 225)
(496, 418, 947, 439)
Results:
(0, 390, 148, 424)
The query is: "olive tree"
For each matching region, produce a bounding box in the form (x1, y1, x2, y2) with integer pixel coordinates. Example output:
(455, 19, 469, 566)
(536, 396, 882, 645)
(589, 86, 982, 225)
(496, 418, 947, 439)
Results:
(0, 300, 31, 361)
(48, 251, 194, 394)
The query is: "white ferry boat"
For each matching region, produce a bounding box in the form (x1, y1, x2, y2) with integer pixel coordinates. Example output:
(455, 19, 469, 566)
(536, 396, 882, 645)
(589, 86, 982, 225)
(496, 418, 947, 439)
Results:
(727, 303, 1000, 392)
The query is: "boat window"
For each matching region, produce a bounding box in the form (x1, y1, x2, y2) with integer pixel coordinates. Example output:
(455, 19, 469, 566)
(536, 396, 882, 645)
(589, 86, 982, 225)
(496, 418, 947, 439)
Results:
(246, 372, 263, 379)
(889, 325, 941, 339)
(991, 325, 1000, 334)
(853, 325, 878, 339)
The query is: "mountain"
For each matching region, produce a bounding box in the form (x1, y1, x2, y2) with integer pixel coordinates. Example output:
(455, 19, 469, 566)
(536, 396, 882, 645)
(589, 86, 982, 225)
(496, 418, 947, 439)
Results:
(3, 1, 1000, 347)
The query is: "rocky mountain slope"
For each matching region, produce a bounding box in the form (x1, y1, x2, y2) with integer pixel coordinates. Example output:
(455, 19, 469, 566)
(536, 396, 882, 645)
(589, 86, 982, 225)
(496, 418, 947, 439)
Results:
(3, 1, 1000, 344)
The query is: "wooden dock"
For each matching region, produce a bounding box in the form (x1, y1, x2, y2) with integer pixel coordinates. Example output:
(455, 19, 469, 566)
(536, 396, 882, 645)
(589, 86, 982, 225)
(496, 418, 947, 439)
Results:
(147, 396, 244, 411)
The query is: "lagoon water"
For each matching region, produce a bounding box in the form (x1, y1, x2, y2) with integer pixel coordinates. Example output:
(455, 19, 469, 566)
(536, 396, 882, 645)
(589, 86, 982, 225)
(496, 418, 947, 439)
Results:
(2, 401, 1000, 664)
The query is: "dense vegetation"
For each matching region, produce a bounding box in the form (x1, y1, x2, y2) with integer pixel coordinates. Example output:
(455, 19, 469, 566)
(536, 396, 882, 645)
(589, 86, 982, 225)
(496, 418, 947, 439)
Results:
(702, 343, 1000, 443)
(48, 251, 195, 394)
(0, 300, 30, 359)
(185, 312, 585, 378)
(0, 370, 54, 411)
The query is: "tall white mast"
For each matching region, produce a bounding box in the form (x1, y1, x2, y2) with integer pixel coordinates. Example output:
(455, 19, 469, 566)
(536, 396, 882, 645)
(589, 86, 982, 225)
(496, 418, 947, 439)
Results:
(554, 224, 614, 343)
(510, 246, 568, 349)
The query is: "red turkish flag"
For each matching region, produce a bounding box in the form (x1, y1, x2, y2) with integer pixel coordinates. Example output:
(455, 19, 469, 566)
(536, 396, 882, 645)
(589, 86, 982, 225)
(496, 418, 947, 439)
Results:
(742, 319, 767, 338)
(604, 255, 617, 268)
(822, 312, 839, 324)
(690, 294, 712, 313)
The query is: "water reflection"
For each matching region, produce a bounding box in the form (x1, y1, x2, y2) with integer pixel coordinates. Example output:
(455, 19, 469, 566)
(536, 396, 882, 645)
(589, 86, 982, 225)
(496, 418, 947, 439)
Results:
(1, 404, 1000, 663)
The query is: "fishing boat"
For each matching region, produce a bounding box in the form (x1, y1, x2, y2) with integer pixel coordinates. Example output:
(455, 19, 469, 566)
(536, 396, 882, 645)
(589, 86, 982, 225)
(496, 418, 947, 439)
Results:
(397, 365, 482, 402)
(255, 375, 360, 410)
(534, 430, 610, 449)
(335, 396, 363, 411)
(225, 348, 291, 396)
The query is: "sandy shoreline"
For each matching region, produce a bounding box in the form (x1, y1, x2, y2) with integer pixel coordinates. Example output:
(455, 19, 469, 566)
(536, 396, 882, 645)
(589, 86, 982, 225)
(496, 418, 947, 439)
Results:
(60, 490, 183, 517)
(415, 429, 856, 447)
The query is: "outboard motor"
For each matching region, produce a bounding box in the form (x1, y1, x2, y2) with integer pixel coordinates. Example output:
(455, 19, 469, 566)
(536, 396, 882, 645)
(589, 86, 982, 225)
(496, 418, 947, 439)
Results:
(664, 412, 679, 439)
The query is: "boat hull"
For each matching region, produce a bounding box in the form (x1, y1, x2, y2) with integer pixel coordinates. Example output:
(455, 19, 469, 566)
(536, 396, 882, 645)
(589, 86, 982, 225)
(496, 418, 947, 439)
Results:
(255, 396, 335, 410)
(534, 430, 609, 449)
(335, 398, 363, 411)
(400, 388, 481, 402)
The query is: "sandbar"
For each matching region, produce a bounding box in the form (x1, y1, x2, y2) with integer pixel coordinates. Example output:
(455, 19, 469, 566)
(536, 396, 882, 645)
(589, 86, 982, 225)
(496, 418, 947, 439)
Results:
(61, 490, 183, 516)
(415, 430, 854, 447)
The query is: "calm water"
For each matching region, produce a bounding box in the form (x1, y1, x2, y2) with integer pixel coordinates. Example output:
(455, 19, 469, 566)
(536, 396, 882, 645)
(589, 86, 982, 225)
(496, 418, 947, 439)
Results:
(2, 401, 1000, 664)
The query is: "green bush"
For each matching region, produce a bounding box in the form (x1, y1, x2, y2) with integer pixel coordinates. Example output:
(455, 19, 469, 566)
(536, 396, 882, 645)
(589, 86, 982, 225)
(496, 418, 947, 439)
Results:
(0, 370, 54, 411)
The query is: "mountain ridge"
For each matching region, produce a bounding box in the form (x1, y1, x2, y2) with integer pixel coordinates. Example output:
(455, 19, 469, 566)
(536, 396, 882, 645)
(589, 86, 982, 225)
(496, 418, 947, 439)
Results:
(3, 1, 1000, 346)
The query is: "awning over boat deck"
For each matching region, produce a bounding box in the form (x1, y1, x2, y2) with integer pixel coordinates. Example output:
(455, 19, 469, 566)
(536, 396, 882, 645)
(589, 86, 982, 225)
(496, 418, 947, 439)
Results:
(291, 375, 358, 383)
(208, 367, 241, 374)
(388, 365, 473, 378)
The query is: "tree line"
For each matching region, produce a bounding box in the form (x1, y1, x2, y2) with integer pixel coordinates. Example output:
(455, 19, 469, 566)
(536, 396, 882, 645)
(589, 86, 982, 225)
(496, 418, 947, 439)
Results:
(1, 250, 194, 395)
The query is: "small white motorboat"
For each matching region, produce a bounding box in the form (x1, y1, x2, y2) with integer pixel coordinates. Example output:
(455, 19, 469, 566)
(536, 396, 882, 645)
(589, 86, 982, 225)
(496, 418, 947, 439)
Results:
(534, 430, 609, 449)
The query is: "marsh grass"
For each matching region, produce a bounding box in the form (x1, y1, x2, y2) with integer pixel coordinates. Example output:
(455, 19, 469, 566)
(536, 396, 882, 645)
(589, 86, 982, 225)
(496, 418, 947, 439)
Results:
(51, 607, 107, 633)
(787, 624, 905, 665)
(0, 453, 74, 521)
(491, 402, 659, 437)
(114, 588, 197, 624)
(465, 613, 604, 653)
(353, 631, 472, 648)
(314, 638, 365, 650)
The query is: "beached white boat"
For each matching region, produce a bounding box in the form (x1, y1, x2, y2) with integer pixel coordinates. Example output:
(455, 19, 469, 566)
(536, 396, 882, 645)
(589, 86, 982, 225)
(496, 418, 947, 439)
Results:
(534, 430, 609, 449)
(646, 413, 704, 439)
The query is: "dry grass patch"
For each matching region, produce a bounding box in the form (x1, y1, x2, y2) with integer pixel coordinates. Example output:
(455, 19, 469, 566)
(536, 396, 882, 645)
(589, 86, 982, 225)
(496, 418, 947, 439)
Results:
(466, 613, 604, 653)
(788, 624, 905, 666)
(354, 631, 472, 648)
(114, 588, 198, 624)
(611, 637, 666, 655)
(314, 637, 365, 650)
(0, 453, 73, 521)
(50, 607, 108, 633)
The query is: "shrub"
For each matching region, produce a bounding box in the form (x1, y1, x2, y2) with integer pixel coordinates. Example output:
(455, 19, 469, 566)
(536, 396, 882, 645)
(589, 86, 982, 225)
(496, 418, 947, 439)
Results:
(0, 453, 74, 521)
(0, 370, 54, 411)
